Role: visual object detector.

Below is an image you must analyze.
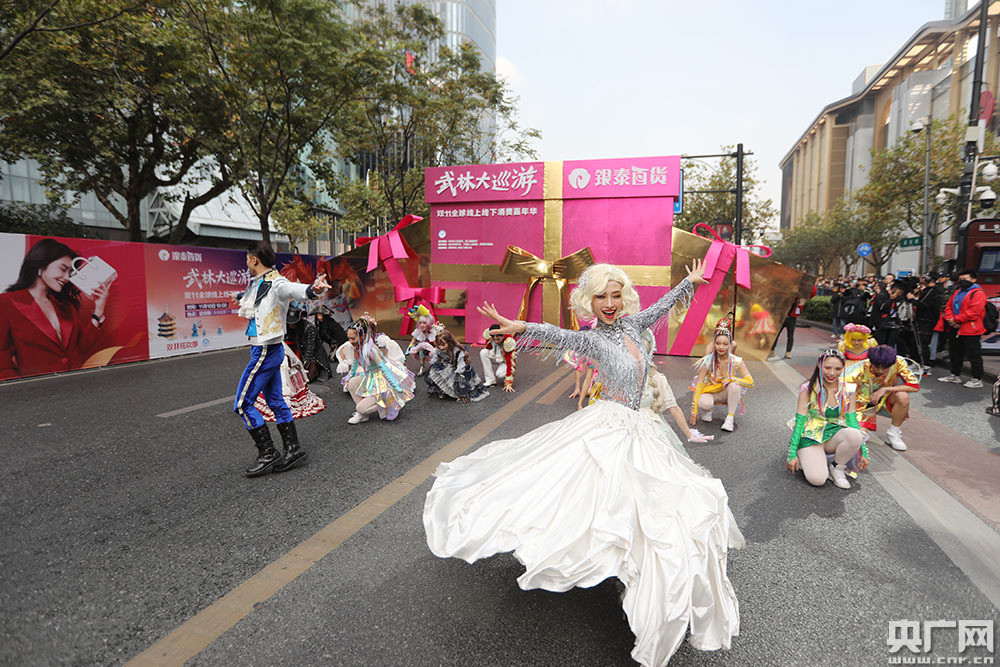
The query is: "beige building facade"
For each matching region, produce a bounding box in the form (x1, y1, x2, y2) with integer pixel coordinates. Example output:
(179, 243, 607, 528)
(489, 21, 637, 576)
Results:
(779, 0, 1000, 270)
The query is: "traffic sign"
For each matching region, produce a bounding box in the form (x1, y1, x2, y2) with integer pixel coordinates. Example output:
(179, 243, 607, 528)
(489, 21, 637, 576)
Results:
(899, 236, 923, 248)
(857, 243, 873, 257)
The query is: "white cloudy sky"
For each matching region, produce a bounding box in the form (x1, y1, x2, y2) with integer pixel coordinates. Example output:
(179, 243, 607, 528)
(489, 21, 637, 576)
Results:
(496, 0, 947, 223)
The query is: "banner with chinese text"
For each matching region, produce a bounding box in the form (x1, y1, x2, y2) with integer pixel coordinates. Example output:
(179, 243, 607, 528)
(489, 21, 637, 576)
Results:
(0, 232, 330, 381)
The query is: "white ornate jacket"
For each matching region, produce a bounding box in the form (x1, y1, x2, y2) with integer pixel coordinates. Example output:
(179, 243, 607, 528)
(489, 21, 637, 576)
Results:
(237, 269, 317, 345)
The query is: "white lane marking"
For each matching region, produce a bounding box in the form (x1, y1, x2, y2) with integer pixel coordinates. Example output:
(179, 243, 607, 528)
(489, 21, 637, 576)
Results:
(157, 396, 235, 418)
(762, 359, 1000, 609)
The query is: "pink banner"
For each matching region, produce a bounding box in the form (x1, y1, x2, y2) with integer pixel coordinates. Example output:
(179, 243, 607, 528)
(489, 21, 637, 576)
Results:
(562, 156, 681, 199)
(431, 202, 544, 266)
(425, 162, 544, 203)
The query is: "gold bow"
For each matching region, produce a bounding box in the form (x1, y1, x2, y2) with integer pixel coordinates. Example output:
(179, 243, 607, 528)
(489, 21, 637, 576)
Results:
(500, 245, 595, 329)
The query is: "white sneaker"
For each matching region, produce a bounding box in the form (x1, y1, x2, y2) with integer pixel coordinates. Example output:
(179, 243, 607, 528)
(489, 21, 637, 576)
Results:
(721, 415, 735, 432)
(937, 374, 963, 383)
(700, 411, 713, 423)
(828, 463, 851, 489)
(416, 366, 425, 376)
(348, 411, 370, 424)
(885, 426, 908, 451)
(963, 378, 984, 388)
(483, 379, 496, 387)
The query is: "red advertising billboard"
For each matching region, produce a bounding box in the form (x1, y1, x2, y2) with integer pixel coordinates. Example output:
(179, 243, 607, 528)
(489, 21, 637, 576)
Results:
(0, 233, 149, 380)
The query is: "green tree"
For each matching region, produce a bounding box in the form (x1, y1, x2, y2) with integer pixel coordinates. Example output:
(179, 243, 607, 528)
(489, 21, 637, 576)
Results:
(0, 1, 228, 241)
(771, 211, 827, 273)
(0, 201, 99, 238)
(822, 196, 868, 275)
(0, 0, 145, 62)
(335, 173, 399, 234)
(674, 147, 777, 244)
(327, 3, 539, 228)
(185, 0, 365, 243)
(857, 115, 1000, 253)
(271, 193, 331, 252)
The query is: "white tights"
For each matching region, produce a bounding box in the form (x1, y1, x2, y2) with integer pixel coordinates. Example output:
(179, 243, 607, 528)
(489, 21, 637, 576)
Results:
(698, 383, 743, 416)
(347, 375, 379, 415)
(797, 427, 864, 486)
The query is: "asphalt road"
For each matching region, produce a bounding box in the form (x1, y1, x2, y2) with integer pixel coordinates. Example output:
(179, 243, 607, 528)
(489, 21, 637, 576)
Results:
(1, 327, 998, 666)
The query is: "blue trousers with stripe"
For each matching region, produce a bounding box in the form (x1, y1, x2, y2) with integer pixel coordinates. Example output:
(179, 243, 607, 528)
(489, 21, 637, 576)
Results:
(234, 344, 292, 430)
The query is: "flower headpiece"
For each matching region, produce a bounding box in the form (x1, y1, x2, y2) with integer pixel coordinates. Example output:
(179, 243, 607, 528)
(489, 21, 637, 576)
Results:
(813, 348, 848, 412)
(819, 348, 845, 364)
(429, 322, 446, 339)
(843, 323, 871, 335)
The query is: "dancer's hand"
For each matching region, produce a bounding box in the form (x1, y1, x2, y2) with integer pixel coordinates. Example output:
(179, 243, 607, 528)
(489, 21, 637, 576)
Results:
(685, 257, 708, 286)
(477, 302, 524, 335)
(786, 457, 800, 474)
(687, 429, 714, 444)
(858, 456, 870, 472)
(503, 379, 515, 393)
(311, 274, 331, 296)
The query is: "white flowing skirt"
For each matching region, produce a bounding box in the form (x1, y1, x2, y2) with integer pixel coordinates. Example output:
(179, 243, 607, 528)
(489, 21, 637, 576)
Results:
(423, 400, 744, 667)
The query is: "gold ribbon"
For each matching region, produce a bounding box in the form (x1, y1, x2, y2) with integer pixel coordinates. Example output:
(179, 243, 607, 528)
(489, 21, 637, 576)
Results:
(500, 244, 595, 328)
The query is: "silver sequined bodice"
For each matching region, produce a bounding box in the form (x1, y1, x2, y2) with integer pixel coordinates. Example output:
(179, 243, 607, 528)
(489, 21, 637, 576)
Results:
(523, 278, 694, 410)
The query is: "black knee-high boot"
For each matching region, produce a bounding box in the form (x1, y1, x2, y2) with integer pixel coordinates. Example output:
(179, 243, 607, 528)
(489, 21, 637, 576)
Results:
(246, 424, 283, 477)
(273, 421, 308, 472)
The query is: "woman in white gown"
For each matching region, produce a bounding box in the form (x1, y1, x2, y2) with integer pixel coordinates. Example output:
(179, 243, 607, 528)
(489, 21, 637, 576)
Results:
(423, 260, 745, 667)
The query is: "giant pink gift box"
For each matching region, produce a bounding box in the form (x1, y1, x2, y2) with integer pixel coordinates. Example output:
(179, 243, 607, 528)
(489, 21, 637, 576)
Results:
(426, 158, 680, 350)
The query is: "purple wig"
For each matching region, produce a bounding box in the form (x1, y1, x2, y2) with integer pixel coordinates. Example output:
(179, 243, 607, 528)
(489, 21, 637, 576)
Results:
(868, 344, 897, 368)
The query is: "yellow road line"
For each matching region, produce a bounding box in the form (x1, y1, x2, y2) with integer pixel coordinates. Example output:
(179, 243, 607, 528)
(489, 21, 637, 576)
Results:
(536, 373, 575, 405)
(126, 365, 570, 667)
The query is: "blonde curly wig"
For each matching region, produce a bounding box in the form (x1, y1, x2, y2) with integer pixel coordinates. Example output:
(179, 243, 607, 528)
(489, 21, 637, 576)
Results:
(569, 264, 641, 321)
(646, 365, 673, 414)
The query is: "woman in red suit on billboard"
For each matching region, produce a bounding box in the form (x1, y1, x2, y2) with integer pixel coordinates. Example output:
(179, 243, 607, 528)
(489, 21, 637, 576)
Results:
(0, 238, 110, 379)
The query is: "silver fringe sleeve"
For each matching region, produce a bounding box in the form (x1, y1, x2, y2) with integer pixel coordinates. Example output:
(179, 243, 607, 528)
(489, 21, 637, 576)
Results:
(630, 278, 695, 334)
(518, 322, 606, 364)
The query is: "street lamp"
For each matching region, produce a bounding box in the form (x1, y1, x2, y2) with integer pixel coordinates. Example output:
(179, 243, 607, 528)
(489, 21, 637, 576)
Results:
(937, 156, 998, 271)
(910, 116, 932, 274)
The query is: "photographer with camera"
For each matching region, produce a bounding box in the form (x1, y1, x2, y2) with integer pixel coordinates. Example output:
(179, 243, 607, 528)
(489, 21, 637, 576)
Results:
(912, 275, 943, 374)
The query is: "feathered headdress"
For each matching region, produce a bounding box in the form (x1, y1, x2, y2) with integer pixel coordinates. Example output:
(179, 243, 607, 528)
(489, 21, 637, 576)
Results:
(714, 317, 733, 342)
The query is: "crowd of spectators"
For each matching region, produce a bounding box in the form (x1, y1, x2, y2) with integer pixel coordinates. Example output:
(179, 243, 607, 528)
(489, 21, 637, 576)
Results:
(814, 271, 993, 394)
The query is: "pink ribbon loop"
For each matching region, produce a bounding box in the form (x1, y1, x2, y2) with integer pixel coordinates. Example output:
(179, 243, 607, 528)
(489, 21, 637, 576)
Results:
(668, 223, 773, 356)
(357, 215, 449, 335)
(691, 223, 770, 290)
(356, 214, 422, 274)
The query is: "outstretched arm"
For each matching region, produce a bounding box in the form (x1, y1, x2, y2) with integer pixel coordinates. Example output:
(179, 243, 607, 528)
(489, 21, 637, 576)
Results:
(630, 258, 706, 331)
(478, 301, 594, 359)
